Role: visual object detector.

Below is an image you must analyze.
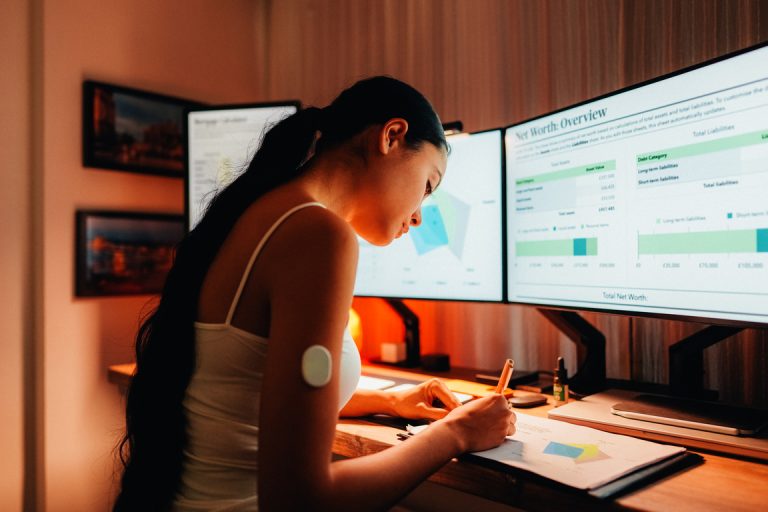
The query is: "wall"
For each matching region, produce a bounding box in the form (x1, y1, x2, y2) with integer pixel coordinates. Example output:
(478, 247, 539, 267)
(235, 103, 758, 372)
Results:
(259, 0, 768, 406)
(39, 0, 261, 510)
(0, 0, 32, 510)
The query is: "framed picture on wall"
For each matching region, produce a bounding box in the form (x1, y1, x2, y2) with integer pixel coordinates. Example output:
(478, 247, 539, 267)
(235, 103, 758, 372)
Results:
(75, 210, 185, 297)
(82, 80, 203, 178)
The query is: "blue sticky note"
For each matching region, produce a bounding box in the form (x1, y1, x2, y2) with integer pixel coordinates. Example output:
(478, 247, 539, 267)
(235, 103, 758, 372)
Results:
(544, 441, 584, 459)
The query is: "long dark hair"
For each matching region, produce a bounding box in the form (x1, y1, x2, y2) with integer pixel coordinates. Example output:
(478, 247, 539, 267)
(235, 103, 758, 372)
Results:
(113, 76, 447, 511)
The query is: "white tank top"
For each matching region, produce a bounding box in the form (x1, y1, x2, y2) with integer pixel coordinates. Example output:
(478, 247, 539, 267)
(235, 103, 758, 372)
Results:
(173, 202, 361, 511)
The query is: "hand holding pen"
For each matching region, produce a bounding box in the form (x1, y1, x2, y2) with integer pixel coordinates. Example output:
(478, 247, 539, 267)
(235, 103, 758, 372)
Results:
(399, 359, 517, 446)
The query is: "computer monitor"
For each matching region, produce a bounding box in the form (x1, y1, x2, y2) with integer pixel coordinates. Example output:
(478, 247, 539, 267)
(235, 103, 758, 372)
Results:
(185, 102, 300, 230)
(354, 129, 505, 302)
(505, 43, 768, 327)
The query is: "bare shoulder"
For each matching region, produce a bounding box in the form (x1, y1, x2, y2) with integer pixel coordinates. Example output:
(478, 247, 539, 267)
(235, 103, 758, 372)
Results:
(262, 205, 359, 281)
(277, 205, 357, 254)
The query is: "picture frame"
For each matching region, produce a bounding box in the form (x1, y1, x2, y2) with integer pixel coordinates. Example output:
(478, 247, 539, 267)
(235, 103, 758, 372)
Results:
(82, 80, 203, 178)
(75, 210, 185, 297)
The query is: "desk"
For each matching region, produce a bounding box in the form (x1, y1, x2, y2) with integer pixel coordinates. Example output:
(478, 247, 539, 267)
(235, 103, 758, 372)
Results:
(108, 363, 767, 511)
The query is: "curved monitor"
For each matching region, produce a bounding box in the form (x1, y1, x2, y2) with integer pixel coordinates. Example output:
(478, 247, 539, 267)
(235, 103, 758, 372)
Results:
(185, 102, 300, 230)
(354, 129, 505, 302)
(505, 43, 768, 326)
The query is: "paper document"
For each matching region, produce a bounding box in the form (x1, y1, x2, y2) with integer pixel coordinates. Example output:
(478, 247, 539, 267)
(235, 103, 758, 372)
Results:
(473, 413, 686, 490)
(356, 375, 396, 390)
(407, 412, 685, 490)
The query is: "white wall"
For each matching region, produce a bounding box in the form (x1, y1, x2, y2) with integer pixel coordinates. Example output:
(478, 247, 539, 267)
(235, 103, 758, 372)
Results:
(38, 0, 262, 510)
(0, 0, 32, 510)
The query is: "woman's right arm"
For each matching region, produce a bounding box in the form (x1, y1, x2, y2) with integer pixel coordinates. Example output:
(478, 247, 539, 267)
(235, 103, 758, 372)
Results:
(257, 208, 513, 512)
(326, 394, 512, 511)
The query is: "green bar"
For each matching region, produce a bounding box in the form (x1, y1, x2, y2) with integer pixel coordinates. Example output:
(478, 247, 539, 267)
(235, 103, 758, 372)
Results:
(639, 229, 758, 255)
(637, 130, 768, 164)
(586, 237, 598, 256)
(516, 238, 598, 257)
(516, 160, 616, 186)
(516, 239, 573, 257)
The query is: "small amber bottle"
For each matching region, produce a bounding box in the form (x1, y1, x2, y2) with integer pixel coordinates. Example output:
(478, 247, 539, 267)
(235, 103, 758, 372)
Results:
(552, 357, 569, 406)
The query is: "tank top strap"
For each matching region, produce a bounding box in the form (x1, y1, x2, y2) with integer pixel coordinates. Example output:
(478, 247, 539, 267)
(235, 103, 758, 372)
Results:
(224, 202, 326, 325)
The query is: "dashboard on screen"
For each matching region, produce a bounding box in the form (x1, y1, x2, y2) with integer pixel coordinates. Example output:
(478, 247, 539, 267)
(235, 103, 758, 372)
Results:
(354, 129, 505, 302)
(505, 44, 768, 325)
(186, 103, 299, 230)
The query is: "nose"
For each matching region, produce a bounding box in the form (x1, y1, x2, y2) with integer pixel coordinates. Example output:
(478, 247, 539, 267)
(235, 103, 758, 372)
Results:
(410, 208, 422, 227)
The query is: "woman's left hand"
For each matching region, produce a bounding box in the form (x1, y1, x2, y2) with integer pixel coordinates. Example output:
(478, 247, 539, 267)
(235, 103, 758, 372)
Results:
(391, 378, 463, 420)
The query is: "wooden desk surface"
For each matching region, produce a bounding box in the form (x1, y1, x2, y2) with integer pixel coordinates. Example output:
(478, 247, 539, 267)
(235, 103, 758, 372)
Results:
(339, 365, 768, 512)
(108, 362, 767, 511)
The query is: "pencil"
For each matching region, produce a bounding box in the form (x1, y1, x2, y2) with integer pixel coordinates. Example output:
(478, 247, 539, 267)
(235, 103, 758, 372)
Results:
(494, 359, 514, 394)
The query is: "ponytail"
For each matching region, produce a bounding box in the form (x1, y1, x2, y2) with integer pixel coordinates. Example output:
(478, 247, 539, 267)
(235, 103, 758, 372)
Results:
(114, 77, 446, 511)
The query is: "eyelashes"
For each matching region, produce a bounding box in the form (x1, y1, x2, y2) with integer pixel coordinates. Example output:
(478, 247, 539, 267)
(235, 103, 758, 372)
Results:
(425, 180, 433, 196)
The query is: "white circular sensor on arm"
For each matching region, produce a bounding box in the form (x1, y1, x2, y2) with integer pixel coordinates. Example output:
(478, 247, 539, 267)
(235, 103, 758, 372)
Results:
(301, 345, 333, 387)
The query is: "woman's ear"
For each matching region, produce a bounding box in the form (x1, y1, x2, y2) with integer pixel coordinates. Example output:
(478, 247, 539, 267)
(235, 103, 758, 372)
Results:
(379, 118, 409, 155)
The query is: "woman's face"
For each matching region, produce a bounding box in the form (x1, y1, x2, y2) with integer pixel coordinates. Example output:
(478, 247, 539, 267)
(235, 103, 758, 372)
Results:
(351, 120, 447, 246)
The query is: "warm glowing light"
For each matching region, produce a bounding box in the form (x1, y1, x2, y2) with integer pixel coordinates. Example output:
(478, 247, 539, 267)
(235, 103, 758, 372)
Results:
(348, 307, 363, 352)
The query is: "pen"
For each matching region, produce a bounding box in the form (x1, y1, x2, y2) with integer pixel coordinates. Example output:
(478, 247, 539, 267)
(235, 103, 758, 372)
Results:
(494, 359, 514, 394)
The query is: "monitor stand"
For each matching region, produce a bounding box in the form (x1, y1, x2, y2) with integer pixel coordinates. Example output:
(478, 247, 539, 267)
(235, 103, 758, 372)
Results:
(371, 298, 421, 368)
(611, 325, 762, 436)
(473, 308, 607, 394)
(669, 325, 744, 399)
(537, 308, 607, 395)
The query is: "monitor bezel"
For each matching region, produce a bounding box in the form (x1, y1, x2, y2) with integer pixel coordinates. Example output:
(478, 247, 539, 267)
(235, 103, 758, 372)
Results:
(183, 101, 302, 233)
(503, 41, 768, 328)
(354, 127, 508, 304)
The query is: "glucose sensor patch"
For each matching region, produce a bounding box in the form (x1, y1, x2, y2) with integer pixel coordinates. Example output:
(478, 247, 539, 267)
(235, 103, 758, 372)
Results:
(301, 345, 333, 387)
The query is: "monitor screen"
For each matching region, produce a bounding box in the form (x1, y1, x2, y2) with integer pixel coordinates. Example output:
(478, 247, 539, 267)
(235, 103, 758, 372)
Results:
(505, 43, 768, 325)
(354, 129, 505, 302)
(186, 103, 299, 230)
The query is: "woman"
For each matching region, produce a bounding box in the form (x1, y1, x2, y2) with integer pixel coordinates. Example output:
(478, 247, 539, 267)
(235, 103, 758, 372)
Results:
(115, 76, 515, 511)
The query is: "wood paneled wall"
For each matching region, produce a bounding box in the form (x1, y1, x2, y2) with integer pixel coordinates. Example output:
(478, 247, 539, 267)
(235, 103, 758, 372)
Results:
(255, 0, 768, 407)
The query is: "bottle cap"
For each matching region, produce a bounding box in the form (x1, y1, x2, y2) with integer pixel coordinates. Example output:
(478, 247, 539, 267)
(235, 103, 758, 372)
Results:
(555, 356, 568, 381)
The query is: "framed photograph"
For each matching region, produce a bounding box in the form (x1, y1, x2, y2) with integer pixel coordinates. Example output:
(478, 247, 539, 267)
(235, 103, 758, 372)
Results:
(82, 80, 203, 177)
(75, 210, 185, 297)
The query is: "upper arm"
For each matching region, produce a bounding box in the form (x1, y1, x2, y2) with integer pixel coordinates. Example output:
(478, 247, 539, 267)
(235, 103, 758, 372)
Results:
(257, 208, 359, 508)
